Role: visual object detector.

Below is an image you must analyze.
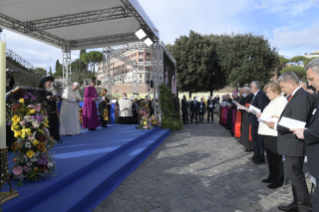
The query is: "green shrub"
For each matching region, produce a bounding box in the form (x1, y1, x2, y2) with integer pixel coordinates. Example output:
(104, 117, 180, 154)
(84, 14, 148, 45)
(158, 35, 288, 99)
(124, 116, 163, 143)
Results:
(159, 84, 183, 131)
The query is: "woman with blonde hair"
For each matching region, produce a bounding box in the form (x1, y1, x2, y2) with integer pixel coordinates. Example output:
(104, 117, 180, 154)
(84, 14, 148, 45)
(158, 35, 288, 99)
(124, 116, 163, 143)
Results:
(256, 82, 287, 189)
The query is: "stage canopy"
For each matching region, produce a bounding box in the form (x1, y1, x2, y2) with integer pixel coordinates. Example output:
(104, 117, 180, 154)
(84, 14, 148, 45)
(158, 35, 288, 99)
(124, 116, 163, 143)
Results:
(0, 0, 159, 50)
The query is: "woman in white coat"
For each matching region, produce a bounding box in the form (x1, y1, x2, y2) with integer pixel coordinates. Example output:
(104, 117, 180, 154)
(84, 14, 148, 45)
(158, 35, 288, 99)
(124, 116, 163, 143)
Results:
(256, 82, 287, 189)
(59, 82, 82, 136)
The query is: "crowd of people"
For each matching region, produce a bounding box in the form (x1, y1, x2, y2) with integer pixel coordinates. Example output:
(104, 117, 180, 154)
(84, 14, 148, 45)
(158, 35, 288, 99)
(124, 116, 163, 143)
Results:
(216, 58, 319, 212)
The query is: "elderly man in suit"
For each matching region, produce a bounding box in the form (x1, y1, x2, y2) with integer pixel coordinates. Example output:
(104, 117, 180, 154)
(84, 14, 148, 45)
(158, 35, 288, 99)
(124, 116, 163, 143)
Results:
(292, 59, 319, 212)
(266, 72, 313, 212)
(207, 96, 214, 123)
(248, 81, 270, 164)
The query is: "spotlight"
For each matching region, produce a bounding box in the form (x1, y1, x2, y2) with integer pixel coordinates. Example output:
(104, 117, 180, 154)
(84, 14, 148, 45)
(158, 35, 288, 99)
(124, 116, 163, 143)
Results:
(144, 38, 154, 46)
(135, 29, 147, 40)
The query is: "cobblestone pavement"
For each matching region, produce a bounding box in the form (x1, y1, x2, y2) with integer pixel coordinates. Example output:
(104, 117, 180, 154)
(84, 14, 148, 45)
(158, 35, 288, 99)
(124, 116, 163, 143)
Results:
(95, 118, 319, 212)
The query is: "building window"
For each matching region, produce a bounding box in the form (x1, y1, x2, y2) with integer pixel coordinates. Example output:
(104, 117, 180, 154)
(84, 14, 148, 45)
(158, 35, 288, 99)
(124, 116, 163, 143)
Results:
(146, 53, 150, 56)
(140, 75, 142, 78)
(139, 58, 143, 62)
(139, 66, 143, 70)
(139, 52, 143, 56)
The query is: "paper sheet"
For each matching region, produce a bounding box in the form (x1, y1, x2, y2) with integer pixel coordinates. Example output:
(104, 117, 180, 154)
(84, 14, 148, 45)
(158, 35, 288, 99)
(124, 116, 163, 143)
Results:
(278, 116, 306, 129)
(259, 113, 279, 123)
(248, 105, 261, 115)
(232, 100, 240, 107)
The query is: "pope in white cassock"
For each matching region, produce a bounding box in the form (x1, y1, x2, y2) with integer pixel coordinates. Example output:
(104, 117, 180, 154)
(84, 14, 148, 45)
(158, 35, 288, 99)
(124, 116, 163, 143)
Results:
(119, 93, 133, 124)
(59, 82, 82, 136)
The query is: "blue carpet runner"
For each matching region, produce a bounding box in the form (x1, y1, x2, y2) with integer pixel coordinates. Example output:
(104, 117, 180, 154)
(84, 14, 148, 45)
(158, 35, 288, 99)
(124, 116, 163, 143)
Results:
(1, 125, 170, 212)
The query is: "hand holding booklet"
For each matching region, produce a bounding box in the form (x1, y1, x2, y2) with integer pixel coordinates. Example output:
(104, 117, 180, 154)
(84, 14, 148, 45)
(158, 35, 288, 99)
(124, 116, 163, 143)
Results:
(248, 105, 261, 115)
(259, 113, 279, 123)
(278, 117, 306, 130)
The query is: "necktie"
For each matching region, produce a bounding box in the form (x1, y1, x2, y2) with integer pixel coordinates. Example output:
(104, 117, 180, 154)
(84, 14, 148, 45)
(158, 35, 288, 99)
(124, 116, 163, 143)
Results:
(288, 95, 292, 102)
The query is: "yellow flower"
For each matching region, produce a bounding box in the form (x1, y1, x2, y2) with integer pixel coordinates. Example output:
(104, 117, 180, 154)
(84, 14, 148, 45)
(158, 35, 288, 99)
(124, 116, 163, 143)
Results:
(44, 118, 49, 124)
(25, 128, 32, 136)
(11, 115, 20, 124)
(19, 98, 24, 104)
(32, 140, 39, 146)
(39, 129, 44, 134)
(43, 123, 48, 128)
(11, 123, 20, 131)
(143, 121, 147, 125)
(14, 130, 21, 138)
(28, 109, 36, 115)
(26, 151, 34, 158)
(21, 129, 27, 138)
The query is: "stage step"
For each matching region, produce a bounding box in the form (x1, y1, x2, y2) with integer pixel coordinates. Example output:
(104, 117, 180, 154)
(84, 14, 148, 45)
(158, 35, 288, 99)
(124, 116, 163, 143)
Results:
(3, 127, 170, 212)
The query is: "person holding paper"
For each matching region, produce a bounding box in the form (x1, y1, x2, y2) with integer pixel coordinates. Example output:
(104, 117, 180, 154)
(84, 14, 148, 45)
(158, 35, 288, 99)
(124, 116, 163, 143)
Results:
(190, 96, 199, 123)
(59, 82, 82, 136)
(265, 72, 313, 212)
(292, 58, 319, 199)
(207, 96, 214, 123)
(82, 78, 100, 130)
(98, 89, 110, 128)
(119, 93, 133, 124)
(248, 81, 270, 164)
(256, 82, 287, 189)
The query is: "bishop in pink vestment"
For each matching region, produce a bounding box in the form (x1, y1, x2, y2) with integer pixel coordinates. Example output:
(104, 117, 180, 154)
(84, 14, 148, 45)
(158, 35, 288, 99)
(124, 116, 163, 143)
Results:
(82, 82, 100, 130)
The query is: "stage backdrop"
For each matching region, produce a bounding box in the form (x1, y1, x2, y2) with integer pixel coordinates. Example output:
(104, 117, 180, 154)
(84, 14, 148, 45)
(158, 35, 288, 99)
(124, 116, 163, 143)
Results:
(163, 53, 177, 94)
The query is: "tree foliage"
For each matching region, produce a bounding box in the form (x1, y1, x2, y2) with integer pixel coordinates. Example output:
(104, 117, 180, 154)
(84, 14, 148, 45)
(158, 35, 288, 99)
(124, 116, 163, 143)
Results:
(280, 66, 306, 81)
(159, 84, 183, 131)
(33, 67, 47, 76)
(80, 51, 103, 74)
(167, 31, 279, 93)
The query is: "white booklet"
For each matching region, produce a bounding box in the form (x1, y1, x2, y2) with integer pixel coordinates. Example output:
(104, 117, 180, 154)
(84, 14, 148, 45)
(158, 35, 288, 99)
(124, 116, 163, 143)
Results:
(278, 117, 306, 129)
(232, 100, 240, 107)
(258, 113, 279, 123)
(248, 105, 261, 115)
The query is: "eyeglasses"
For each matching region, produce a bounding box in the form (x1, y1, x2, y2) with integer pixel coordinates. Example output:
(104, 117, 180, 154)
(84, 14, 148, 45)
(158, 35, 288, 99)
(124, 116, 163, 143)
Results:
(308, 73, 319, 82)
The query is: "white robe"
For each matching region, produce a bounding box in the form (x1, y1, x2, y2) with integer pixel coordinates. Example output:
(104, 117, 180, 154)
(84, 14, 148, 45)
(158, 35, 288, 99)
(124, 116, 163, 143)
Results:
(119, 98, 133, 117)
(59, 87, 82, 135)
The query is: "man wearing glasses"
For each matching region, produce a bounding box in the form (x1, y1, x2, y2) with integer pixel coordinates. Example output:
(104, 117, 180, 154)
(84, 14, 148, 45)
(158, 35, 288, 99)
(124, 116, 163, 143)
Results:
(292, 58, 319, 212)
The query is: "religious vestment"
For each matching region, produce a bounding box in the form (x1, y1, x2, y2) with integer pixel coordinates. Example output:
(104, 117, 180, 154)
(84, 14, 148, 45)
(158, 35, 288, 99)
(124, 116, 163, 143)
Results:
(98, 96, 110, 127)
(119, 97, 133, 124)
(82, 85, 100, 129)
(59, 86, 82, 135)
(241, 93, 254, 149)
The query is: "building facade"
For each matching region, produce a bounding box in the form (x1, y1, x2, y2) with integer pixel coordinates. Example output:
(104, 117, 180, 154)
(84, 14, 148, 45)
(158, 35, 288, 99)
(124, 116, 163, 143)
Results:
(97, 44, 163, 94)
(305, 51, 319, 59)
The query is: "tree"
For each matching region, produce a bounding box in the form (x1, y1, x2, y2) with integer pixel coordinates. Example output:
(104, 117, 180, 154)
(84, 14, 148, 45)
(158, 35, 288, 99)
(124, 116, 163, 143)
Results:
(49, 66, 53, 76)
(217, 32, 279, 86)
(80, 51, 103, 74)
(34, 67, 47, 76)
(280, 66, 306, 81)
(55, 60, 60, 72)
(167, 31, 227, 97)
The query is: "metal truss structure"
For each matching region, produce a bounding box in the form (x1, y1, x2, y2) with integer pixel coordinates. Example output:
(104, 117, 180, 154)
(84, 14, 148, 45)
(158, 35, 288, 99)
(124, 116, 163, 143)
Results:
(62, 45, 71, 89)
(6, 48, 35, 70)
(29, 7, 133, 31)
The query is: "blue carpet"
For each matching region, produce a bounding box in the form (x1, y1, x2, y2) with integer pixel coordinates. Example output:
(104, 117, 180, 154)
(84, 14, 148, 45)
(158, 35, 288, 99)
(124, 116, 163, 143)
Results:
(1, 125, 170, 212)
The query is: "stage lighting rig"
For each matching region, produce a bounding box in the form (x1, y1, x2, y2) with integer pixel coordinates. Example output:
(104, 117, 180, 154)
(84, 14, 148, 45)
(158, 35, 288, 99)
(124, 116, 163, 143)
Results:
(144, 38, 154, 46)
(135, 28, 147, 40)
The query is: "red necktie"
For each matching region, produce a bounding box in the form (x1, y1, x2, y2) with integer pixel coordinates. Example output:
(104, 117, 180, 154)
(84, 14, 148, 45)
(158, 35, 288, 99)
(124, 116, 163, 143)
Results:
(288, 95, 292, 102)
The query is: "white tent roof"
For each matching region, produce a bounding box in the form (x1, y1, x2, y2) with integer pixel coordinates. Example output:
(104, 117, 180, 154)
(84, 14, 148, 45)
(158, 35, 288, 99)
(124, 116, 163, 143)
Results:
(0, 0, 159, 50)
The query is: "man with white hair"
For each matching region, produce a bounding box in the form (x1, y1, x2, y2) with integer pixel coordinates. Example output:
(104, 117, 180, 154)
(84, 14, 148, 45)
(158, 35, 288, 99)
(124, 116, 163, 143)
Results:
(59, 82, 82, 136)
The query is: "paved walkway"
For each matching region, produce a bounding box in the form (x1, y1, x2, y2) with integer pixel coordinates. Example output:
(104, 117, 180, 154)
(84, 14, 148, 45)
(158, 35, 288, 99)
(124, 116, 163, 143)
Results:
(94, 119, 318, 212)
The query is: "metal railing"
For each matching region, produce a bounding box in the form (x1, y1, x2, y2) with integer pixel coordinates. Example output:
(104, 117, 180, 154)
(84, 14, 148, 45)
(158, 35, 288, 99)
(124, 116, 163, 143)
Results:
(6, 48, 35, 70)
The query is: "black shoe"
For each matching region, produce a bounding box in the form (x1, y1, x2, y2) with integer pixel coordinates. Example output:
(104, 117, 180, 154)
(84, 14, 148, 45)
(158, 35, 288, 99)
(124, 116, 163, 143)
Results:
(262, 178, 272, 183)
(245, 149, 253, 152)
(278, 203, 298, 212)
(267, 181, 284, 189)
(253, 159, 265, 164)
(249, 156, 257, 160)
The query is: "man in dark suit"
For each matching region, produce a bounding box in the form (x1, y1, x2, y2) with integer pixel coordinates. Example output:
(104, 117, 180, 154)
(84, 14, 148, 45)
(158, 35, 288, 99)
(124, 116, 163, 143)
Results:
(214, 95, 220, 104)
(292, 58, 319, 209)
(207, 96, 214, 123)
(198, 98, 206, 122)
(181, 95, 189, 124)
(248, 81, 270, 164)
(190, 96, 198, 123)
(266, 72, 313, 212)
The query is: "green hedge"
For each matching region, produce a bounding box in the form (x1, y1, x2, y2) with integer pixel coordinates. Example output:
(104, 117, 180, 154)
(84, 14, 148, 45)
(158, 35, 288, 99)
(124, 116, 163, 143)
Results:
(159, 84, 183, 131)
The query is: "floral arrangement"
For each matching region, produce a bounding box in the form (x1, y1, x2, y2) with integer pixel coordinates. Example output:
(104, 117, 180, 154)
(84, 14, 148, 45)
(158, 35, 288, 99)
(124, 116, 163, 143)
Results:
(6, 92, 56, 182)
(138, 99, 159, 129)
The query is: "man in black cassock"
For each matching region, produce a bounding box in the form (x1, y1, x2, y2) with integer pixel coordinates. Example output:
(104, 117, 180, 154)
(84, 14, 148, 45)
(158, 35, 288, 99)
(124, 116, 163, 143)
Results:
(207, 96, 214, 123)
(181, 95, 188, 124)
(38, 76, 61, 142)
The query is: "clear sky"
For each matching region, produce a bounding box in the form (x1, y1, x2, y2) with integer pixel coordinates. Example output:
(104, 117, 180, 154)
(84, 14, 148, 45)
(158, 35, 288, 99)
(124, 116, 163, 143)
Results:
(3, 0, 319, 73)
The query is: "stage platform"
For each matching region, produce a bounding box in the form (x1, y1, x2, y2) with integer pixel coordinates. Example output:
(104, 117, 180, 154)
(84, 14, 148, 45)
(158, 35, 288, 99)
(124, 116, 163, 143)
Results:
(1, 125, 170, 212)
